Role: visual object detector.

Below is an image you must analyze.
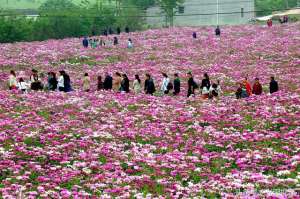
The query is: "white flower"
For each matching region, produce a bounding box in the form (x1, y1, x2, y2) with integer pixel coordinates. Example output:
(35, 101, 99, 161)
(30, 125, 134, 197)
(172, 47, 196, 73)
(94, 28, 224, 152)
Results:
(277, 170, 291, 176)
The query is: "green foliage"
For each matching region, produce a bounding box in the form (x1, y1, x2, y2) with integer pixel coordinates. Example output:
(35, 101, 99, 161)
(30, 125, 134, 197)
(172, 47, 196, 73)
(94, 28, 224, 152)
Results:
(255, 0, 298, 16)
(156, 0, 185, 26)
(0, 0, 145, 43)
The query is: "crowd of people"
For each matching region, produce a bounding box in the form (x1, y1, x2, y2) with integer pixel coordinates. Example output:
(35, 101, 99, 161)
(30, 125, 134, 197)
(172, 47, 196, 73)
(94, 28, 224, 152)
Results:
(267, 15, 289, 27)
(8, 69, 279, 99)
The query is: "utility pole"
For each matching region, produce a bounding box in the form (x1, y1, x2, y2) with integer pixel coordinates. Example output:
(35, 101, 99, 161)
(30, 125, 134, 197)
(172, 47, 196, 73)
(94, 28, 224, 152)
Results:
(217, 0, 219, 25)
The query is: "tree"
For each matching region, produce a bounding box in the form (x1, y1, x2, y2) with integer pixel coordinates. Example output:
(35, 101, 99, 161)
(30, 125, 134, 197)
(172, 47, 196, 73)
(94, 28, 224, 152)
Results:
(156, 0, 184, 27)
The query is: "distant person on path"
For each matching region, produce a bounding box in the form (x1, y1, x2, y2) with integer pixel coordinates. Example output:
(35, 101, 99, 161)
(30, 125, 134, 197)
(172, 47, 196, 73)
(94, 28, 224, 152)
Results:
(192, 32, 197, 39)
(125, 26, 129, 33)
(121, 74, 130, 93)
(113, 72, 122, 91)
(103, 73, 113, 90)
(97, 76, 104, 91)
(83, 37, 89, 48)
(127, 39, 133, 49)
(173, 73, 181, 95)
(187, 71, 197, 97)
(117, 27, 121, 35)
(103, 29, 108, 36)
(8, 70, 17, 90)
(83, 73, 91, 92)
(252, 78, 263, 95)
(161, 73, 170, 94)
(133, 74, 142, 94)
(48, 72, 58, 91)
(108, 27, 113, 35)
(58, 71, 65, 92)
(215, 26, 221, 36)
(283, 15, 288, 23)
(267, 19, 273, 27)
(144, 74, 156, 95)
(269, 76, 279, 94)
(113, 37, 119, 45)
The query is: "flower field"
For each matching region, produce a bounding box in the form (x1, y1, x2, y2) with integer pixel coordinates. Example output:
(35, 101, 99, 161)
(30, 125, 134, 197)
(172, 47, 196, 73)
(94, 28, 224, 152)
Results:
(0, 23, 300, 198)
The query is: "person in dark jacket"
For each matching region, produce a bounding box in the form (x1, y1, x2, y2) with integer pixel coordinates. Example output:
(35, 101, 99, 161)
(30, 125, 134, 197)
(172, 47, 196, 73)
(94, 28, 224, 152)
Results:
(113, 37, 118, 45)
(82, 37, 89, 48)
(121, 74, 130, 93)
(173, 73, 180, 95)
(103, 29, 108, 36)
(117, 27, 121, 35)
(201, 73, 211, 91)
(103, 73, 113, 90)
(144, 74, 155, 95)
(192, 32, 197, 39)
(252, 78, 263, 95)
(97, 76, 104, 91)
(125, 26, 129, 33)
(63, 72, 72, 92)
(187, 72, 197, 97)
(48, 72, 58, 91)
(108, 27, 113, 35)
(269, 76, 279, 94)
(215, 26, 221, 36)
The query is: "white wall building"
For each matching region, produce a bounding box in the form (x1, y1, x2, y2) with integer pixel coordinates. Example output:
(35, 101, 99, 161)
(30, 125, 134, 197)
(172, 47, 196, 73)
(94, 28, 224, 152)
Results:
(147, 0, 255, 26)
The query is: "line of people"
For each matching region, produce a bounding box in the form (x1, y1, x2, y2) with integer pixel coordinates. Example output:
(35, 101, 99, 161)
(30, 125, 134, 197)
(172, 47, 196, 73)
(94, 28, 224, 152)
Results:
(82, 37, 133, 49)
(8, 69, 279, 99)
(235, 76, 279, 99)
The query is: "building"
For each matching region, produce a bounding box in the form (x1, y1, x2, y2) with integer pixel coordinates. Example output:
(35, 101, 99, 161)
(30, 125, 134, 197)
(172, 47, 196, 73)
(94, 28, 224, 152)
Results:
(147, 0, 255, 27)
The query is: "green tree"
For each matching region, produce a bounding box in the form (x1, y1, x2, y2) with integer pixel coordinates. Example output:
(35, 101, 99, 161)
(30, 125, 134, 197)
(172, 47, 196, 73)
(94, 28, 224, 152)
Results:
(156, 0, 184, 27)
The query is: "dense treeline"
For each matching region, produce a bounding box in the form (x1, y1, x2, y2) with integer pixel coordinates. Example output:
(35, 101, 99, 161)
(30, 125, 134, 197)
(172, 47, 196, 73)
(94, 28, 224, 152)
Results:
(0, 0, 147, 43)
(255, 0, 298, 16)
(0, 0, 299, 43)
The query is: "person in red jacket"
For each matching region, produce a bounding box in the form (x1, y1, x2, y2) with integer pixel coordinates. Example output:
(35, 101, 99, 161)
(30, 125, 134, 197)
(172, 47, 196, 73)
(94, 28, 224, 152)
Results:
(267, 19, 272, 27)
(243, 77, 252, 96)
(252, 78, 263, 95)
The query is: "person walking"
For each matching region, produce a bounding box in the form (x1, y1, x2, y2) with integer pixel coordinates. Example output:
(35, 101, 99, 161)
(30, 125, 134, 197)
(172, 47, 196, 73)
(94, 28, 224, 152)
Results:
(103, 73, 113, 90)
(113, 72, 122, 91)
(58, 71, 65, 92)
(269, 76, 279, 94)
(187, 71, 197, 97)
(215, 26, 221, 36)
(121, 74, 130, 93)
(8, 70, 17, 90)
(133, 74, 142, 94)
(200, 73, 211, 99)
(173, 73, 181, 95)
(144, 74, 156, 95)
(48, 72, 58, 91)
(83, 37, 89, 48)
(97, 76, 104, 91)
(161, 73, 170, 94)
(83, 73, 91, 92)
(252, 78, 263, 95)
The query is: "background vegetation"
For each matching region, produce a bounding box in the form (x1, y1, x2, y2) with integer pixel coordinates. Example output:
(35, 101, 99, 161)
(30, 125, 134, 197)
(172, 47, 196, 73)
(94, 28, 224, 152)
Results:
(0, 0, 299, 43)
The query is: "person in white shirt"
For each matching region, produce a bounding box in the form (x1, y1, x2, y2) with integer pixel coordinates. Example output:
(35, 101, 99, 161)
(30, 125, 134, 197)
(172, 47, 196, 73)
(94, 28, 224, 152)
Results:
(161, 73, 170, 94)
(8, 70, 17, 90)
(58, 71, 65, 92)
(127, 38, 133, 49)
(18, 78, 28, 93)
